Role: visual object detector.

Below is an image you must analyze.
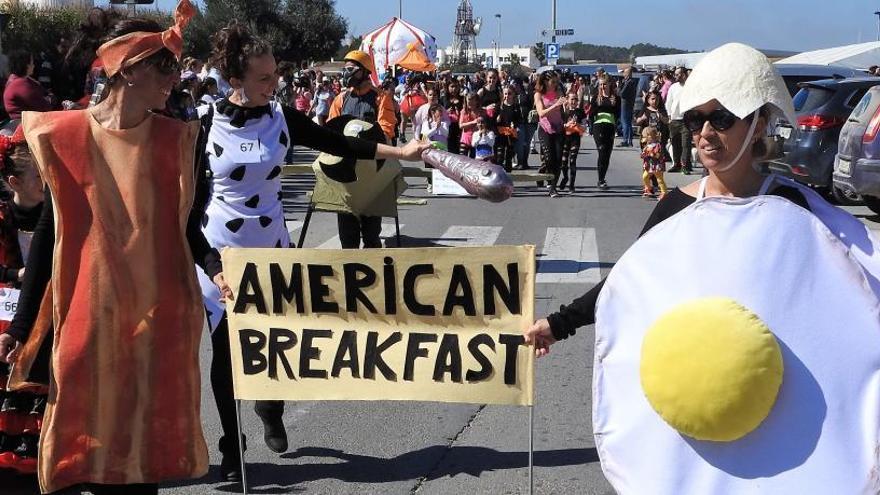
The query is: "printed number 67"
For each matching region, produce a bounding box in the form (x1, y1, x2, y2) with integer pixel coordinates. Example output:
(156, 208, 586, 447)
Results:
(241, 143, 254, 152)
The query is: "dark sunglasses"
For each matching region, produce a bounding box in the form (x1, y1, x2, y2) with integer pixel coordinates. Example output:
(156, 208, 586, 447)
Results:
(682, 108, 742, 133)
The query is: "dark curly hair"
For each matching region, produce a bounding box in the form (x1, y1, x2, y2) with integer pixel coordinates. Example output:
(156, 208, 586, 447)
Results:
(209, 22, 273, 83)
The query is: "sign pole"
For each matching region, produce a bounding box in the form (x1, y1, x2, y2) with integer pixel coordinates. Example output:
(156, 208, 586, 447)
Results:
(236, 400, 249, 495)
(529, 405, 534, 495)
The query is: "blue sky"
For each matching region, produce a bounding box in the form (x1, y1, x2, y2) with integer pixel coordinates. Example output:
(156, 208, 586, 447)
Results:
(113, 0, 880, 53)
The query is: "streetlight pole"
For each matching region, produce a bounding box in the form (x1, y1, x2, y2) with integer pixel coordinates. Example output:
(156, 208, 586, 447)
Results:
(551, 0, 557, 44)
(875, 11, 880, 41)
(399, 0, 403, 19)
(495, 14, 502, 69)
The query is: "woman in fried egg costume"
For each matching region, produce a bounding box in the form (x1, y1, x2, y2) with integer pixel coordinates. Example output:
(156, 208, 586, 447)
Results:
(524, 43, 880, 493)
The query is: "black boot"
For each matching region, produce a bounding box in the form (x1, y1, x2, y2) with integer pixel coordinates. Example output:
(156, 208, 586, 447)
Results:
(254, 400, 288, 453)
(218, 435, 246, 482)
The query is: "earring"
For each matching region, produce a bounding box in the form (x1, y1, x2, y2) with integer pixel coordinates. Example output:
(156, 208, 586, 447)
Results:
(127, 81, 135, 87)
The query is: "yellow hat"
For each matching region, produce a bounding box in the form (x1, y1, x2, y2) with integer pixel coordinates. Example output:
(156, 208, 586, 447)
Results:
(344, 50, 375, 75)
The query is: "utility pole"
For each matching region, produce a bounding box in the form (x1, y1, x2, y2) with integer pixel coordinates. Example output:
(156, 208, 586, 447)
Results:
(875, 11, 880, 41)
(551, 0, 557, 44)
(495, 14, 502, 69)
(399, 0, 403, 19)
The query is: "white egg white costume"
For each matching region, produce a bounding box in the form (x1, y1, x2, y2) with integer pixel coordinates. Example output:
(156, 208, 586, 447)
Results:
(592, 44, 880, 493)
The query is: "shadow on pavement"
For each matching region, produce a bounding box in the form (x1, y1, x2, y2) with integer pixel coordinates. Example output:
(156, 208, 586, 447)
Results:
(195, 446, 600, 493)
(171, 446, 598, 493)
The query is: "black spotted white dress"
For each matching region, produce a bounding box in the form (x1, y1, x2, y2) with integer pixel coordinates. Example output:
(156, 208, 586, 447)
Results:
(198, 99, 290, 329)
(196, 99, 380, 330)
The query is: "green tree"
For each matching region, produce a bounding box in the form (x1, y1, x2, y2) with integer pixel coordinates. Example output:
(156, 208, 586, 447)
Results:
(185, 0, 347, 65)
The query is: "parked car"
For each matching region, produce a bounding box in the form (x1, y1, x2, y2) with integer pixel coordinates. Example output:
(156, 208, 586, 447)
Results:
(833, 85, 880, 214)
(774, 64, 868, 96)
(767, 77, 880, 202)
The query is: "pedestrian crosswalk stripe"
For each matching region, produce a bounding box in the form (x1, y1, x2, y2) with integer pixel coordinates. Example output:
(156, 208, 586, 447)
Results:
(285, 220, 304, 235)
(316, 223, 405, 249)
(433, 225, 503, 247)
(537, 227, 602, 284)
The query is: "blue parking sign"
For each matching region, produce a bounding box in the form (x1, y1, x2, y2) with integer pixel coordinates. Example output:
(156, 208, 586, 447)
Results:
(546, 43, 560, 60)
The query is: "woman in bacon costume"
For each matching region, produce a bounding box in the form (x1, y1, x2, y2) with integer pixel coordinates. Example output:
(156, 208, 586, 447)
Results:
(0, 2, 214, 493)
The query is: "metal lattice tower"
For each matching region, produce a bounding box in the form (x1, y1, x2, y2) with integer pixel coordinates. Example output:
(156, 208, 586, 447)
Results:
(452, 0, 480, 65)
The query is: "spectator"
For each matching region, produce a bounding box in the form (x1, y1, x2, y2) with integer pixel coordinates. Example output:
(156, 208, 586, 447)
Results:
(472, 117, 496, 161)
(412, 85, 449, 137)
(560, 92, 588, 193)
(195, 76, 220, 106)
(478, 68, 502, 122)
(3, 51, 53, 122)
(660, 69, 674, 101)
(514, 77, 538, 170)
(535, 70, 565, 197)
(589, 75, 620, 189)
(665, 67, 693, 174)
(459, 92, 483, 158)
(441, 79, 464, 154)
(419, 104, 449, 150)
(310, 78, 333, 126)
(618, 67, 639, 147)
(494, 85, 522, 172)
(636, 90, 670, 161)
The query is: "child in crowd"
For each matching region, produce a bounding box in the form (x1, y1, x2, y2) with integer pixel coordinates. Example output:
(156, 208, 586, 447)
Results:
(640, 126, 667, 199)
(560, 92, 587, 193)
(459, 93, 482, 158)
(420, 104, 449, 150)
(0, 130, 46, 479)
(472, 117, 496, 162)
(494, 85, 522, 172)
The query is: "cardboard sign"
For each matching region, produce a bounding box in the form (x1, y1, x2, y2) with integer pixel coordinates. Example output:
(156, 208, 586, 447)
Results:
(223, 246, 535, 406)
(432, 169, 473, 197)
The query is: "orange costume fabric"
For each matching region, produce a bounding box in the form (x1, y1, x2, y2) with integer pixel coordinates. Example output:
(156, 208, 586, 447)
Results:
(21, 109, 208, 493)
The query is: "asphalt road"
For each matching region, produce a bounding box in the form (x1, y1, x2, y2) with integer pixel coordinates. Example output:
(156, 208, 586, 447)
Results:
(7, 139, 880, 495)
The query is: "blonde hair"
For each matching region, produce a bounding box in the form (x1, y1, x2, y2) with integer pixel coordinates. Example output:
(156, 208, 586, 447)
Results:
(641, 126, 659, 143)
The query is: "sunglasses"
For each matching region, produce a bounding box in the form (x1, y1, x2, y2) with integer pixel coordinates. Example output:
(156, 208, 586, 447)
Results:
(145, 55, 181, 76)
(682, 108, 742, 133)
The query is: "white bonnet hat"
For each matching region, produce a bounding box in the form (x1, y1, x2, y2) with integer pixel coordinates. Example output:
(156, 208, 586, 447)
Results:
(679, 43, 796, 125)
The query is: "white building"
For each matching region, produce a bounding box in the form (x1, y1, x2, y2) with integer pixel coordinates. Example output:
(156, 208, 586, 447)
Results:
(441, 45, 575, 70)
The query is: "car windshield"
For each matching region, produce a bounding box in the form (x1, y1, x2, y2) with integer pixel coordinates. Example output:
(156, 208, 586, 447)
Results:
(792, 86, 834, 113)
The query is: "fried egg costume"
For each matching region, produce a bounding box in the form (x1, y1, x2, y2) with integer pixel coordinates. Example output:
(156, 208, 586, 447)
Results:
(593, 44, 880, 494)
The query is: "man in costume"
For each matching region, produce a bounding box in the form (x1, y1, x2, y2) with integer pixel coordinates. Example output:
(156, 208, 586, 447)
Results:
(328, 50, 399, 249)
(0, 2, 215, 493)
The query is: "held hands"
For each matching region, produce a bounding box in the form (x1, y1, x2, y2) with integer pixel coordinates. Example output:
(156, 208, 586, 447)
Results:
(0, 333, 20, 363)
(399, 138, 432, 162)
(523, 318, 557, 358)
(213, 273, 234, 302)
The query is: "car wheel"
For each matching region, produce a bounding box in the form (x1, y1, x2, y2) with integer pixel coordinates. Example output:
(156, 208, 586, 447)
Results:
(863, 196, 880, 216)
(831, 184, 864, 206)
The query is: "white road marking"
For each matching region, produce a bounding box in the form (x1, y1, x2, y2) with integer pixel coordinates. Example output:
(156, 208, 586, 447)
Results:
(434, 225, 503, 247)
(316, 223, 404, 249)
(536, 227, 602, 284)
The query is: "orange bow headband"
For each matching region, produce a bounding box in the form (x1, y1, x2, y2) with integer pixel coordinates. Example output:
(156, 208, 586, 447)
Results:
(96, 0, 195, 78)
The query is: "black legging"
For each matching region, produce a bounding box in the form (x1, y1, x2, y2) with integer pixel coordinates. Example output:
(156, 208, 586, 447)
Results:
(211, 316, 283, 456)
(538, 128, 564, 190)
(337, 213, 382, 249)
(593, 122, 615, 182)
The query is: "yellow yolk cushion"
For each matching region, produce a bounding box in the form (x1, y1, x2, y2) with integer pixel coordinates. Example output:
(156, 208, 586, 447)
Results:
(640, 297, 784, 442)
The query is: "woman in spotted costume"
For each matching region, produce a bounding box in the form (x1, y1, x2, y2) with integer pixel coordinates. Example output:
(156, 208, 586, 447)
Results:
(198, 23, 429, 483)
